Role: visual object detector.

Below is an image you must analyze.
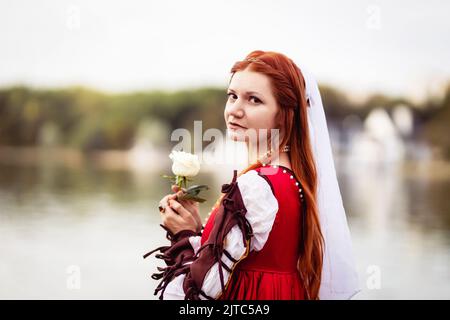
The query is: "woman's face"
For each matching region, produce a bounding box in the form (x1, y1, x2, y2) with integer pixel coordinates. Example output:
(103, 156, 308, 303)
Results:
(224, 69, 281, 144)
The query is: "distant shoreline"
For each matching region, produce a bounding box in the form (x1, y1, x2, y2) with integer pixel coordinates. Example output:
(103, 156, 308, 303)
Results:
(0, 146, 166, 171)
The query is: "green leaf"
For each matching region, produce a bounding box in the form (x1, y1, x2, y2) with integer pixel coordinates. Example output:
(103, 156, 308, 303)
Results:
(183, 185, 209, 196)
(162, 174, 176, 183)
(177, 194, 207, 203)
(177, 184, 209, 203)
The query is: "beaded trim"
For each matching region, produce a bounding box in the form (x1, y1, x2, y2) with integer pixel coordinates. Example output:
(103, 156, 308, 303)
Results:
(262, 164, 304, 202)
(204, 164, 304, 224)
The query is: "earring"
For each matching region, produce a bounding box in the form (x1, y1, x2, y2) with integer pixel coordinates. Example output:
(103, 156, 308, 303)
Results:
(259, 145, 289, 165)
(259, 149, 272, 166)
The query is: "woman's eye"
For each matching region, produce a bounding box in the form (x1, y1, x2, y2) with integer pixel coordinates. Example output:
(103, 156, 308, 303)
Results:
(227, 93, 237, 100)
(250, 96, 262, 104)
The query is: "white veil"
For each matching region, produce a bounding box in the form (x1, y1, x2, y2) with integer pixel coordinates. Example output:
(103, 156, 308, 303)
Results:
(300, 64, 361, 299)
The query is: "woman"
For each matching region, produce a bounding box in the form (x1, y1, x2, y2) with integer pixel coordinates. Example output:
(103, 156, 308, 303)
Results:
(144, 50, 360, 300)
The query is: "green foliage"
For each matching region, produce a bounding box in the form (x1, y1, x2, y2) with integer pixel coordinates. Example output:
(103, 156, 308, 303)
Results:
(0, 84, 448, 156)
(422, 85, 450, 157)
(0, 86, 226, 151)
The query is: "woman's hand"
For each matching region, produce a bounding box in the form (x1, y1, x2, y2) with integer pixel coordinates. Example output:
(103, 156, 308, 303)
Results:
(158, 185, 202, 235)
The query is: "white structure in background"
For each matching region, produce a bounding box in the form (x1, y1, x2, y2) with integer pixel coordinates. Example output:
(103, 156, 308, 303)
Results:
(128, 138, 161, 171)
(348, 107, 406, 164)
(341, 104, 432, 168)
(392, 104, 432, 161)
(127, 119, 169, 171)
(392, 104, 414, 138)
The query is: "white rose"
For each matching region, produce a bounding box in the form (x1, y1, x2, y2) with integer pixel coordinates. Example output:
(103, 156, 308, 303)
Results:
(169, 151, 200, 177)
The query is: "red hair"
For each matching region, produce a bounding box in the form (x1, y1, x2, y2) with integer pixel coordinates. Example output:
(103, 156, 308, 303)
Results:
(228, 50, 325, 299)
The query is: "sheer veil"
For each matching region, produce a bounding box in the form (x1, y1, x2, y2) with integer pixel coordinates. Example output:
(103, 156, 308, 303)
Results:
(300, 63, 361, 299)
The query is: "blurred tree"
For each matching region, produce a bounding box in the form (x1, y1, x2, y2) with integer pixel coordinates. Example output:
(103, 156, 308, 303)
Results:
(422, 85, 450, 158)
(0, 84, 448, 158)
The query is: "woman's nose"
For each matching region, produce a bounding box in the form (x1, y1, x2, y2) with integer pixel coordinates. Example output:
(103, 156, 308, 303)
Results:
(227, 100, 245, 118)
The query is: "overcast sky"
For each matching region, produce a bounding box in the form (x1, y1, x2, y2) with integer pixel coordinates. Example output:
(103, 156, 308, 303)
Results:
(1, 0, 449, 102)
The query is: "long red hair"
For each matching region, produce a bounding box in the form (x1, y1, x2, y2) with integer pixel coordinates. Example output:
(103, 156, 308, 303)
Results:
(225, 50, 324, 299)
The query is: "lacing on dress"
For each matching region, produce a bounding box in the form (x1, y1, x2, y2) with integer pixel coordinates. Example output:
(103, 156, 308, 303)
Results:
(143, 170, 254, 300)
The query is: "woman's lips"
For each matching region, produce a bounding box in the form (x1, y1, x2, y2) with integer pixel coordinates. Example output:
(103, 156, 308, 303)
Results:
(228, 122, 247, 130)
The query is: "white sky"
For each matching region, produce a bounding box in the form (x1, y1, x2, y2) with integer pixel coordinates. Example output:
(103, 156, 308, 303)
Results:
(0, 0, 449, 102)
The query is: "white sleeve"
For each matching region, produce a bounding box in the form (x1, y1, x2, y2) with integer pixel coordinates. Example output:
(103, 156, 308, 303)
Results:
(163, 274, 186, 300)
(200, 170, 278, 299)
(162, 236, 202, 300)
(188, 236, 202, 255)
(236, 170, 279, 251)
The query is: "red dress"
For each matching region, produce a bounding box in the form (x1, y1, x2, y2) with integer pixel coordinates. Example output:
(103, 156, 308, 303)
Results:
(200, 165, 307, 300)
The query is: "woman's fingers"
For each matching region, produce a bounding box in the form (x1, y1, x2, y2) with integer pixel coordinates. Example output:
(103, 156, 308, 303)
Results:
(159, 194, 170, 206)
(159, 193, 180, 210)
(176, 190, 184, 198)
(162, 205, 181, 224)
(161, 205, 198, 234)
(168, 199, 193, 220)
(159, 190, 200, 234)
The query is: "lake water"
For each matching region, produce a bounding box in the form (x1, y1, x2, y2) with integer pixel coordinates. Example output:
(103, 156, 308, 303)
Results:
(0, 158, 449, 299)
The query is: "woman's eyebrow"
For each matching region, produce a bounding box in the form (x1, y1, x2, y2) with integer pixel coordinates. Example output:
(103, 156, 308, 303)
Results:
(227, 88, 263, 96)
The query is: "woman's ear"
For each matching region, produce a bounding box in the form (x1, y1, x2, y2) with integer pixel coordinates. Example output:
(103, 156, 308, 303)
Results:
(274, 110, 287, 143)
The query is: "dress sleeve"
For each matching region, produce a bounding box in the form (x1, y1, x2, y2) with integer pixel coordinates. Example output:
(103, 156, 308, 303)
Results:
(144, 169, 278, 300)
